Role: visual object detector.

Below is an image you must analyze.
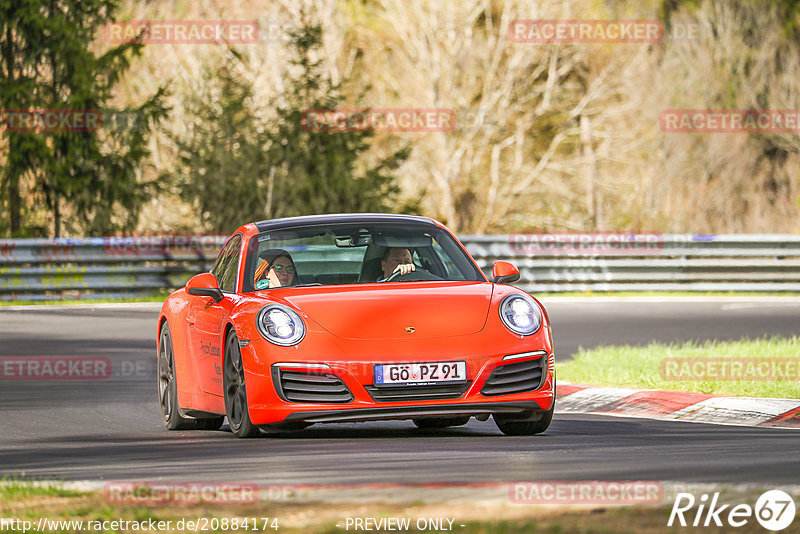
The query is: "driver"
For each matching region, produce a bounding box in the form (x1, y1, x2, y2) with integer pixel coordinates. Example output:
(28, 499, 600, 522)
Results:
(378, 247, 416, 281)
(254, 249, 297, 289)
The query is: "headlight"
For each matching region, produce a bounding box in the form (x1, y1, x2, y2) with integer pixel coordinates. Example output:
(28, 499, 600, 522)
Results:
(499, 294, 542, 335)
(256, 304, 305, 346)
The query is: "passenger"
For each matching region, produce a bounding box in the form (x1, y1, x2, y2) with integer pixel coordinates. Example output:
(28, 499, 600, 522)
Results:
(254, 249, 297, 289)
(378, 247, 416, 281)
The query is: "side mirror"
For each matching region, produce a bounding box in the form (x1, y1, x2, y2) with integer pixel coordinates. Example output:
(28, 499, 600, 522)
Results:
(186, 273, 224, 303)
(492, 261, 520, 284)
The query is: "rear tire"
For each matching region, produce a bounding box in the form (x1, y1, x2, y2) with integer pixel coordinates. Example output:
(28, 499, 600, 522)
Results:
(412, 416, 470, 429)
(158, 323, 197, 430)
(493, 402, 554, 436)
(224, 329, 261, 438)
(159, 322, 225, 431)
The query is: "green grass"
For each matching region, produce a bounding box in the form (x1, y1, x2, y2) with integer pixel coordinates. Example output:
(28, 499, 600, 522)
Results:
(0, 476, 86, 499)
(557, 337, 800, 398)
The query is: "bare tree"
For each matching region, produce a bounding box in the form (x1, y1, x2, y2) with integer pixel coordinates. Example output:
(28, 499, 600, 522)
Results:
(106, 0, 800, 234)
(355, 0, 648, 232)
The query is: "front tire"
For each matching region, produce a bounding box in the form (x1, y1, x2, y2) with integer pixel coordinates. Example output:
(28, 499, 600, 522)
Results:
(493, 401, 554, 436)
(224, 329, 260, 438)
(412, 416, 470, 429)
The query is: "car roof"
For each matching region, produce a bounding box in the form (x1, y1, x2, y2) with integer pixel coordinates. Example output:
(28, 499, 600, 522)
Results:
(253, 213, 439, 233)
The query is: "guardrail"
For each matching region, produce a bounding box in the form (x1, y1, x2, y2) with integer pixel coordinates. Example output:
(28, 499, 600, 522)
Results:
(0, 236, 227, 301)
(1, 234, 799, 301)
(464, 234, 800, 293)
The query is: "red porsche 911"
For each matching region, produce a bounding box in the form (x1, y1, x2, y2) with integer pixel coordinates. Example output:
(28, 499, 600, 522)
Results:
(157, 214, 555, 438)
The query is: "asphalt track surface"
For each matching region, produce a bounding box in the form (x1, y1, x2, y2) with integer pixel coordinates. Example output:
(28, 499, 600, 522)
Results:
(1, 298, 799, 485)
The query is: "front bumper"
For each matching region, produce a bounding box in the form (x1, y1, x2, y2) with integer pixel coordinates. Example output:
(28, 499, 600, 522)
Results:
(242, 347, 555, 425)
(240, 310, 555, 425)
(280, 401, 544, 423)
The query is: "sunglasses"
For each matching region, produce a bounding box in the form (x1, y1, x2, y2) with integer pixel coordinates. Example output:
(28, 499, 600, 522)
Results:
(270, 264, 295, 274)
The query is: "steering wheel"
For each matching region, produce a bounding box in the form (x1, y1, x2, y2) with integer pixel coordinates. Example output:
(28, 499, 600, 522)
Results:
(383, 268, 442, 283)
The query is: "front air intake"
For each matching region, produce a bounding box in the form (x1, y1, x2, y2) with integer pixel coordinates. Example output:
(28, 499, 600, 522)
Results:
(365, 382, 471, 402)
(480, 357, 545, 396)
(274, 370, 353, 403)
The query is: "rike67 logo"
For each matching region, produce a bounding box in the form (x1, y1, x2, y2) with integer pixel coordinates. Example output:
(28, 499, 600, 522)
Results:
(669, 490, 796, 531)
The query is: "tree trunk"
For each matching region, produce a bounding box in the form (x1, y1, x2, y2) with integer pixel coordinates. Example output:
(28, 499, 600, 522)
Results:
(580, 114, 602, 230)
(7, 165, 21, 236)
(53, 191, 60, 238)
(2, 25, 21, 235)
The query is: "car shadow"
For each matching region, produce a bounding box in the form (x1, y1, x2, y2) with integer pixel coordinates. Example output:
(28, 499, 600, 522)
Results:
(249, 421, 502, 439)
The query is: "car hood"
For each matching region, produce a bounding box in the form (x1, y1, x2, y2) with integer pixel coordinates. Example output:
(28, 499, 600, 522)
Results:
(281, 282, 494, 340)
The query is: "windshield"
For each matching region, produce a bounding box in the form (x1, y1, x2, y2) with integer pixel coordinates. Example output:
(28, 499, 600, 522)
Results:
(242, 222, 484, 292)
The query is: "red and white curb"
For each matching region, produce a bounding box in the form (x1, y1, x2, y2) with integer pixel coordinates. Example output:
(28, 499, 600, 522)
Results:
(556, 383, 800, 428)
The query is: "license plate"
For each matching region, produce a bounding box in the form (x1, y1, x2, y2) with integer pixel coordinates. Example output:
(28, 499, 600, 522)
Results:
(374, 361, 467, 387)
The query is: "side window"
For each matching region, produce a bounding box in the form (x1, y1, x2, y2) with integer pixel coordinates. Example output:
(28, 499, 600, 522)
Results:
(211, 235, 242, 292)
(210, 239, 234, 283)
